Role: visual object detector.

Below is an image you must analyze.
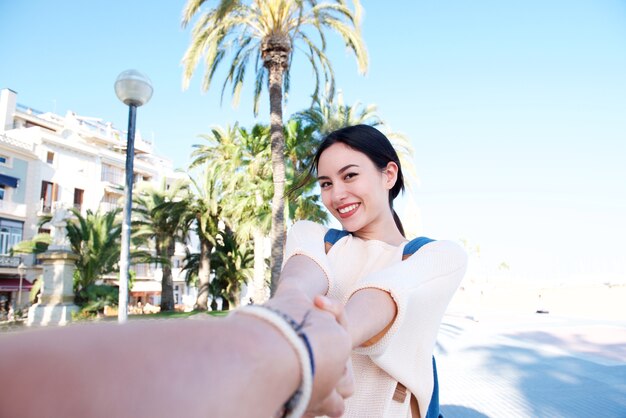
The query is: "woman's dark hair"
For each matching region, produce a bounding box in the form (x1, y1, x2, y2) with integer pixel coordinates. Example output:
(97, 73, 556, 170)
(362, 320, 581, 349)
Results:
(302, 124, 406, 236)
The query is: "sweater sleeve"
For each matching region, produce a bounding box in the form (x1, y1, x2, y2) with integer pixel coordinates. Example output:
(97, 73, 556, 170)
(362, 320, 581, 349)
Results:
(347, 240, 467, 417)
(282, 220, 333, 291)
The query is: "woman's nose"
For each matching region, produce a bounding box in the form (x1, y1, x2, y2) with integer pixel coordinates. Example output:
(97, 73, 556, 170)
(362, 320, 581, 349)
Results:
(331, 183, 347, 203)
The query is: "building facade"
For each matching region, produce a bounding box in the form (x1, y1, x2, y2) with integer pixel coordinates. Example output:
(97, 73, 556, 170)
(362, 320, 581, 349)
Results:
(0, 88, 195, 316)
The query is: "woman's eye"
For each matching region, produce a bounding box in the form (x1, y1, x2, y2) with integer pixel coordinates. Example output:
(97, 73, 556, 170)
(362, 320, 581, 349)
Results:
(319, 181, 331, 189)
(345, 172, 358, 180)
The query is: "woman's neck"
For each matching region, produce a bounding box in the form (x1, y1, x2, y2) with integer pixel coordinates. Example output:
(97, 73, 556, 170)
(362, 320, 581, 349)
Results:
(352, 213, 406, 246)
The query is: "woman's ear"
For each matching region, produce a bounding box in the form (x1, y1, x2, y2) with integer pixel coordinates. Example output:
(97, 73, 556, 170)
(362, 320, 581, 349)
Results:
(383, 162, 399, 190)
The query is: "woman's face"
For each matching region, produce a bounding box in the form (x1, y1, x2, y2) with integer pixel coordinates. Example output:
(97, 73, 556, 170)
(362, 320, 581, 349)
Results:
(317, 142, 398, 236)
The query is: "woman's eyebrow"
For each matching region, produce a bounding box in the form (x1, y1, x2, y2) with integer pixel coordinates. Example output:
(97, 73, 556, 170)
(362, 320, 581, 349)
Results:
(317, 164, 359, 180)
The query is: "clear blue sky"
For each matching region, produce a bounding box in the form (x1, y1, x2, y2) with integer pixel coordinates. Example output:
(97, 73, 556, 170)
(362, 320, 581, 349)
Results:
(2, 0, 625, 284)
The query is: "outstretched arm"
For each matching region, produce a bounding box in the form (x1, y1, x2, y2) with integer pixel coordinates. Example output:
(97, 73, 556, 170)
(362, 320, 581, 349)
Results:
(0, 295, 352, 418)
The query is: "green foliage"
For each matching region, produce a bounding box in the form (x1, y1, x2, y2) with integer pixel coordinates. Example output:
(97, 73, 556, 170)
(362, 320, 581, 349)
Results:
(10, 233, 52, 255)
(210, 226, 254, 310)
(133, 180, 193, 311)
(181, 0, 368, 114)
(29, 278, 42, 304)
(74, 284, 119, 318)
(65, 208, 124, 292)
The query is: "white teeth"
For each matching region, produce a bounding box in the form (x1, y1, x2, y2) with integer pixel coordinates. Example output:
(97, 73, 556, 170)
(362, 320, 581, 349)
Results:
(338, 204, 359, 214)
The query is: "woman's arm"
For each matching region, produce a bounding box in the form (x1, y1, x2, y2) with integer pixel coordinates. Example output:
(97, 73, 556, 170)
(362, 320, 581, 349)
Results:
(279, 254, 397, 349)
(0, 295, 352, 418)
(278, 221, 398, 349)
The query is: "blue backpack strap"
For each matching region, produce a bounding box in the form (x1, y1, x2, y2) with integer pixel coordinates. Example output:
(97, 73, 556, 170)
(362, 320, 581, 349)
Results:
(324, 229, 350, 253)
(425, 356, 443, 418)
(402, 236, 435, 260)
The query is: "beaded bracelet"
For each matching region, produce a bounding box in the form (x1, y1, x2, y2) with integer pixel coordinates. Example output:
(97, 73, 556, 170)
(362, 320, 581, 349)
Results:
(237, 305, 314, 418)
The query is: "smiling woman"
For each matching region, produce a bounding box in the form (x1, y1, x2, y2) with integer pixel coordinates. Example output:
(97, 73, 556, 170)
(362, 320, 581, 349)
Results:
(277, 125, 468, 418)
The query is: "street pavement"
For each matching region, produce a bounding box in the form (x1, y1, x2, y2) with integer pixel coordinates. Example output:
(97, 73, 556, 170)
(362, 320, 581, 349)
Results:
(435, 310, 626, 418)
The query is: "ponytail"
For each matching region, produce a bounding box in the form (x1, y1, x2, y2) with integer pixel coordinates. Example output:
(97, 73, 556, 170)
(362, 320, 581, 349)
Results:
(392, 208, 405, 237)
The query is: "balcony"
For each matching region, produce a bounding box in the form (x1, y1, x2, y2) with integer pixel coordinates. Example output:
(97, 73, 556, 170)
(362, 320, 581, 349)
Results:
(0, 255, 20, 268)
(0, 200, 27, 218)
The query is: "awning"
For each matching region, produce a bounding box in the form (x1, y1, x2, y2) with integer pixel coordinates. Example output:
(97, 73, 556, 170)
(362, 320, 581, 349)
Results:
(131, 280, 162, 293)
(107, 280, 161, 293)
(0, 278, 33, 292)
(0, 174, 19, 188)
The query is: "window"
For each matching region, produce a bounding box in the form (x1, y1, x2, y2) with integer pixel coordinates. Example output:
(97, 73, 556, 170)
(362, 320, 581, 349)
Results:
(73, 188, 84, 211)
(40, 181, 58, 213)
(0, 155, 9, 166)
(0, 185, 4, 200)
(101, 163, 124, 185)
(101, 192, 121, 212)
(46, 151, 55, 164)
(0, 218, 23, 255)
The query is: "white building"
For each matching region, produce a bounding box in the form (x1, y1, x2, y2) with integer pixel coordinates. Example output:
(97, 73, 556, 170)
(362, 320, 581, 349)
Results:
(0, 88, 195, 316)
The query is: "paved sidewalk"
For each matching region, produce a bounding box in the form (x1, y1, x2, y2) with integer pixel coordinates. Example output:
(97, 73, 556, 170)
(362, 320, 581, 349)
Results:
(435, 311, 626, 418)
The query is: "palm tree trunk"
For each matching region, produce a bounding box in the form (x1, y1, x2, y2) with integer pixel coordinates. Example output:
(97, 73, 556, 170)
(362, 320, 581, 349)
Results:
(160, 239, 176, 312)
(252, 228, 267, 304)
(267, 62, 286, 295)
(194, 237, 212, 310)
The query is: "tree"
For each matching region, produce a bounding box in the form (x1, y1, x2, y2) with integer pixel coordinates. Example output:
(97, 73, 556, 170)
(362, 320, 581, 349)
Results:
(283, 118, 328, 224)
(65, 208, 124, 292)
(133, 181, 192, 312)
(184, 173, 222, 310)
(191, 123, 272, 303)
(210, 226, 254, 310)
(13, 209, 124, 292)
(181, 0, 368, 292)
(295, 90, 382, 137)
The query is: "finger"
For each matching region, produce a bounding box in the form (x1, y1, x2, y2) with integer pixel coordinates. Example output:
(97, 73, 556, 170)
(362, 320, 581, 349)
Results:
(314, 295, 348, 328)
(335, 362, 355, 399)
(309, 390, 346, 418)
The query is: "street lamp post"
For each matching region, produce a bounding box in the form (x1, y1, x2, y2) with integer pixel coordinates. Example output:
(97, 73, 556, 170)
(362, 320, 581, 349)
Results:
(17, 262, 25, 310)
(114, 70, 153, 323)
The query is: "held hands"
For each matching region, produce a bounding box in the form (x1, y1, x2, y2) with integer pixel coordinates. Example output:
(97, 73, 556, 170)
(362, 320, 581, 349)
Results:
(266, 291, 354, 417)
(303, 296, 355, 418)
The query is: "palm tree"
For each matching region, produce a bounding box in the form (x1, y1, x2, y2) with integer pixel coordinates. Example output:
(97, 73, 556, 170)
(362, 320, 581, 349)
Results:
(184, 173, 221, 310)
(283, 118, 328, 223)
(210, 225, 254, 310)
(13, 209, 125, 292)
(133, 180, 192, 312)
(191, 123, 272, 303)
(296, 90, 382, 137)
(181, 0, 368, 292)
(65, 208, 124, 292)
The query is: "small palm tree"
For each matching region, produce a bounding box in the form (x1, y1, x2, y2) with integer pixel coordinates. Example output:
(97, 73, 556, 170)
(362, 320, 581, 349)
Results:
(65, 208, 124, 292)
(133, 180, 192, 312)
(181, 0, 368, 291)
(14, 209, 124, 292)
(184, 173, 221, 310)
(210, 226, 254, 310)
(191, 123, 273, 303)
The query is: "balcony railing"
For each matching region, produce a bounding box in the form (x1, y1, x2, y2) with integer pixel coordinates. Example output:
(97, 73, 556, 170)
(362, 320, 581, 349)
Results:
(0, 255, 21, 268)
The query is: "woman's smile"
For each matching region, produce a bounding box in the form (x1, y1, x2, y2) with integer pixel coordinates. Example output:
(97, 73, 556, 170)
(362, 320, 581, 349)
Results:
(337, 202, 361, 218)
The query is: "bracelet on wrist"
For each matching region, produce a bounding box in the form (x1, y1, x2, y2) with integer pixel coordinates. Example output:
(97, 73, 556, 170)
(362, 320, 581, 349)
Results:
(237, 305, 314, 418)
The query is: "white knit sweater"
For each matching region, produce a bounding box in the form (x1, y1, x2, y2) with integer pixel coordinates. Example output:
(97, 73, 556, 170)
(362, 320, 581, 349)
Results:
(283, 221, 467, 418)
